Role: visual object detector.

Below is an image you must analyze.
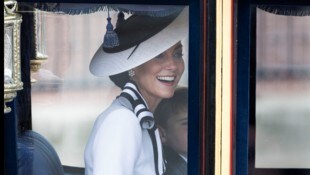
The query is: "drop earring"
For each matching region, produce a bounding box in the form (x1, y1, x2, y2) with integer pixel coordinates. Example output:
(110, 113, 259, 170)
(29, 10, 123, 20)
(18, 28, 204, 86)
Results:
(128, 69, 135, 77)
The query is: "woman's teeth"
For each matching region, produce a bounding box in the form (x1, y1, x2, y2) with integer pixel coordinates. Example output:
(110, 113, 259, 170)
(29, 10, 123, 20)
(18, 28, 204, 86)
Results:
(157, 76, 175, 82)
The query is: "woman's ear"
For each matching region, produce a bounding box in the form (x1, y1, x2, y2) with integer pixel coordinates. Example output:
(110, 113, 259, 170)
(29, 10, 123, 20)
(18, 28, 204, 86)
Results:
(158, 126, 167, 144)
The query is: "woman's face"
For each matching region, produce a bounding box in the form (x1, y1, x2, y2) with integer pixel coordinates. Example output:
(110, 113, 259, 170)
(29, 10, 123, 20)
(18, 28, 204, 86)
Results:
(132, 42, 185, 103)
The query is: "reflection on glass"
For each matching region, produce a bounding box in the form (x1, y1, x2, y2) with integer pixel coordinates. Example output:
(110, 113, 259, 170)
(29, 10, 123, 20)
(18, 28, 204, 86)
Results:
(4, 25, 13, 84)
(35, 9, 48, 59)
(255, 8, 310, 168)
(31, 11, 112, 167)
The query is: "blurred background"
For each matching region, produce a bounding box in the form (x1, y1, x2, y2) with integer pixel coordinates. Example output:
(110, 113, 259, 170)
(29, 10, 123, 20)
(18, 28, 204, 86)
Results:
(31, 9, 189, 167)
(255, 8, 310, 168)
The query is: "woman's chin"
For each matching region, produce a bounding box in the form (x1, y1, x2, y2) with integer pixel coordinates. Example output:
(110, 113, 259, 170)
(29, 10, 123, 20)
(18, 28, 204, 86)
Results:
(160, 91, 175, 99)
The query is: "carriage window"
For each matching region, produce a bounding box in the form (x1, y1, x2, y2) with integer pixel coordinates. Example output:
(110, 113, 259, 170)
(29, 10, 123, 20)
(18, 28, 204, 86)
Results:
(31, 11, 117, 167)
(31, 9, 189, 167)
(255, 8, 310, 169)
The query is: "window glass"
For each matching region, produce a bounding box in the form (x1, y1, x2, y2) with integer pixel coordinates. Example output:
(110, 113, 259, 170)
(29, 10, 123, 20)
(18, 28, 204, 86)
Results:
(31, 8, 188, 167)
(255, 8, 310, 168)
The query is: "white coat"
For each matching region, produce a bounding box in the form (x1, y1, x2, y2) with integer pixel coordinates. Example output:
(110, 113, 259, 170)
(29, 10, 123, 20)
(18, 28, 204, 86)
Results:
(84, 97, 163, 175)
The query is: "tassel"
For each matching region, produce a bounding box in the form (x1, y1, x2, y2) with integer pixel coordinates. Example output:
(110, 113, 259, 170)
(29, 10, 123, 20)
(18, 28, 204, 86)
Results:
(103, 9, 119, 48)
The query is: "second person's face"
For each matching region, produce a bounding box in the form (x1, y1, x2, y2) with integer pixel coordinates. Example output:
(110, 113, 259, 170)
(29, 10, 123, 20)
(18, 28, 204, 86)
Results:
(132, 42, 185, 104)
(164, 111, 188, 158)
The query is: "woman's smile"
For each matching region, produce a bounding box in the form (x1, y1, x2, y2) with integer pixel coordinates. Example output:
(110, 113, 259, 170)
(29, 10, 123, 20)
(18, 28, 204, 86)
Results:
(132, 42, 185, 111)
(157, 75, 176, 85)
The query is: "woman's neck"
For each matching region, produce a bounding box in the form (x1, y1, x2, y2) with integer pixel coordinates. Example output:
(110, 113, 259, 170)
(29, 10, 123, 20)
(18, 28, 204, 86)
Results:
(129, 80, 162, 112)
(139, 91, 161, 112)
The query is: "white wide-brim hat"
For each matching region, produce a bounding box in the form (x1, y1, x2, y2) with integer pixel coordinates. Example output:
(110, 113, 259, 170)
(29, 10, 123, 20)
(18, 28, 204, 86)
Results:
(90, 6, 189, 76)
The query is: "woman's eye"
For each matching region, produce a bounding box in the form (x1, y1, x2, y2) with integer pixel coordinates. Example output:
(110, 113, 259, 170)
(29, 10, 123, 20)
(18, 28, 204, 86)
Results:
(174, 51, 183, 59)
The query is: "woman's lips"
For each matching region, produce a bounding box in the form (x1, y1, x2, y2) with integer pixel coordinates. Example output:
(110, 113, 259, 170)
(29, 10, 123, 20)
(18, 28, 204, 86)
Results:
(157, 76, 176, 86)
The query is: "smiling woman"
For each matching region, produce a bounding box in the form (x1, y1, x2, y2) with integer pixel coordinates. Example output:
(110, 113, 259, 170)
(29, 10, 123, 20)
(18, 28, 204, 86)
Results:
(84, 6, 188, 175)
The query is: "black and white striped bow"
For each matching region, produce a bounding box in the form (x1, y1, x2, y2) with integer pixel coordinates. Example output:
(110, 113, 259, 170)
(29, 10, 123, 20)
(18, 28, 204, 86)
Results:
(118, 81, 164, 174)
(119, 81, 156, 131)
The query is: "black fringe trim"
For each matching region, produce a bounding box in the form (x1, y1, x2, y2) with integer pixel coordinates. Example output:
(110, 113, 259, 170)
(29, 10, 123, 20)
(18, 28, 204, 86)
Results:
(19, 3, 183, 16)
(258, 5, 310, 16)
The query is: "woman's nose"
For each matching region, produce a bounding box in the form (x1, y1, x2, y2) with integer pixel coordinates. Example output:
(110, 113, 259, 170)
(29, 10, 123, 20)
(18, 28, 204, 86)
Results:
(164, 56, 178, 70)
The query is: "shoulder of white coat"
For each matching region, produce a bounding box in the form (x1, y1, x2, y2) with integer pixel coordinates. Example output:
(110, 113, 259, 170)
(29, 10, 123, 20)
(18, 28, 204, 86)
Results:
(93, 101, 143, 146)
(95, 100, 140, 129)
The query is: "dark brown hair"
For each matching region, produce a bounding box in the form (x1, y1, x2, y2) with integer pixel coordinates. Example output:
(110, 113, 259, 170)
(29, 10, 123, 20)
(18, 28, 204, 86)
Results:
(109, 71, 130, 88)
